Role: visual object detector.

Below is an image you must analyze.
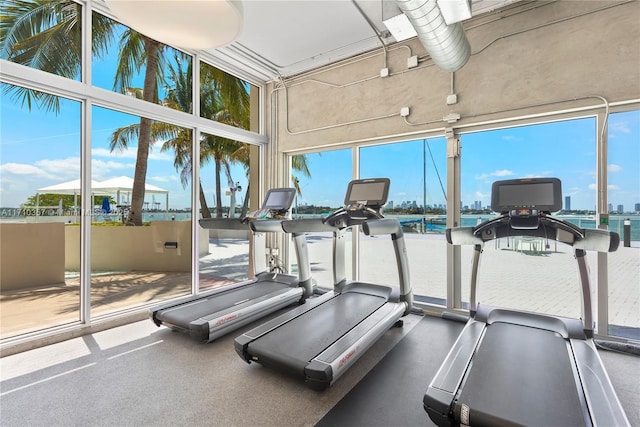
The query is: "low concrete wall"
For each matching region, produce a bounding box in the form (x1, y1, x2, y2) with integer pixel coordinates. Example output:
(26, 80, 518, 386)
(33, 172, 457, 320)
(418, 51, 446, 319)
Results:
(0, 223, 65, 291)
(65, 221, 208, 272)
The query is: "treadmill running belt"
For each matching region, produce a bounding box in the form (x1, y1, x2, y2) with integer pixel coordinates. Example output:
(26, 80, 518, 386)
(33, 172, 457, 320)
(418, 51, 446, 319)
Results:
(247, 292, 387, 374)
(157, 281, 289, 326)
(455, 322, 587, 427)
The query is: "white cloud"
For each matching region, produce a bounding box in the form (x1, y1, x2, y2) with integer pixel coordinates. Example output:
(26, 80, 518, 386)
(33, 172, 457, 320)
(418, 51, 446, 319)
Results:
(34, 157, 80, 177)
(150, 175, 180, 184)
(608, 120, 631, 135)
(475, 170, 514, 182)
(92, 148, 130, 158)
(1, 157, 79, 181)
(492, 169, 514, 177)
(608, 164, 622, 173)
(93, 146, 173, 161)
(567, 186, 582, 196)
(588, 183, 620, 191)
(1, 162, 49, 176)
(92, 159, 134, 181)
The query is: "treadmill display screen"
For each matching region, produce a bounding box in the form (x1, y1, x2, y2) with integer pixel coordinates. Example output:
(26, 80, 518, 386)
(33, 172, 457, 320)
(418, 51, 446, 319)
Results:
(262, 188, 296, 210)
(491, 178, 562, 213)
(345, 178, 390, 207)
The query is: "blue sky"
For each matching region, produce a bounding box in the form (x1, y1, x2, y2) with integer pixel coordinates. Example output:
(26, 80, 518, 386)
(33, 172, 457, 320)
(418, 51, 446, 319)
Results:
(295, 111, 640, 211)
(1, 11, 638, 214)
(2, 14, 638, 213)
(1, 91, 638, 212)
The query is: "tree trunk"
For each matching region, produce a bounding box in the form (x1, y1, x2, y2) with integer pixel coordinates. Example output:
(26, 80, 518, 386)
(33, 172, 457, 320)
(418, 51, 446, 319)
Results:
(215, 156, 223, 218)
(199, 181, 211, 218)
(126, 38, 160, 226)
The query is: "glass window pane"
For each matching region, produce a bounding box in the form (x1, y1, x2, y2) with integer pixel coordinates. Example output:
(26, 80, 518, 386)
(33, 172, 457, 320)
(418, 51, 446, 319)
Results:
(199, 133, 252, 289)
(92, 11, 193, 113)
(199, 61, 257, 131)
(1, 1, 82, 81)
(288, 149, 353, 289)
(359, 138, 448, 305)
(91, 106, 192, 316)
(1, 83, 81, 337)
(460, 118, 597, 318)
(607, 110, 640, 339)
(475, 238, 582, 318)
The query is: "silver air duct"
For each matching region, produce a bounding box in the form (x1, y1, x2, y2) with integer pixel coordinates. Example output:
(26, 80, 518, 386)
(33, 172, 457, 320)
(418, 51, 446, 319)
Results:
(395, 0, 471, 72)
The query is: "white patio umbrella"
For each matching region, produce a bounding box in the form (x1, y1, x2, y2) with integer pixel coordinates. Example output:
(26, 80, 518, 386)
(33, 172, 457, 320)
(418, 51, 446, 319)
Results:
(35, 179, 106, 215)
(94, 176, 169, 218)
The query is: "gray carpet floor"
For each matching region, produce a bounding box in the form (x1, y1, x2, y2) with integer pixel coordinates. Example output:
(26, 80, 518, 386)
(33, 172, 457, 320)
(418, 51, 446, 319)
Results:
(0, 312, 422, 427)
(1, 312, 638, 426)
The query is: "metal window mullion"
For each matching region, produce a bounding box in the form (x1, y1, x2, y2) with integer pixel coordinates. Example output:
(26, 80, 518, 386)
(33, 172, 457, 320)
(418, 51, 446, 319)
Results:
(595, 111, 609, 336)
(352, 146, 360, 282)
(192, 127, 201, 295)
(446, 131, 462, 309)
(192, 55, 201, 295)
(80, 0, 92, 325)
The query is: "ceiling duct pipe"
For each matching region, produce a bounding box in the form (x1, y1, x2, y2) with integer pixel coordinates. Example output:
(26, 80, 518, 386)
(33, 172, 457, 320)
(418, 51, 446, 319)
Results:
(395, 0, 471, 72)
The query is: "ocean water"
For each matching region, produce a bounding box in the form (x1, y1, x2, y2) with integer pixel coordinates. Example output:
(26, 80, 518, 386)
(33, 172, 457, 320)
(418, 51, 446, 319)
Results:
(2, 209, 639, 241)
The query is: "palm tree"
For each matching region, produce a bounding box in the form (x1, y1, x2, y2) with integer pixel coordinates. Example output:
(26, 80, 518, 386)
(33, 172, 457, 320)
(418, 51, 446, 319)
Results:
(113, 55, 250, 219)
(2, 1, 313, 222)
(2, 0, 166, 225)
(291, 155, 312, 195)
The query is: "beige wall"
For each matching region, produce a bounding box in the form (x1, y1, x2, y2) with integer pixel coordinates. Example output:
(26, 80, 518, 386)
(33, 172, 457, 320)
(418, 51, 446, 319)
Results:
(65, 221, 208, 272)
(269, 1, 640, 153)
(0, 223, 65, 291)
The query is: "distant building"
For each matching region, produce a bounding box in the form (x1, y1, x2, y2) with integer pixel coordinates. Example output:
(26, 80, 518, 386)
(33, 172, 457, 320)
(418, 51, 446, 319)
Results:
(617, 204, 624, 213)
(635, 203, 640, 212)
(565, 196, 571, 211)
(608, 203, 613, 213)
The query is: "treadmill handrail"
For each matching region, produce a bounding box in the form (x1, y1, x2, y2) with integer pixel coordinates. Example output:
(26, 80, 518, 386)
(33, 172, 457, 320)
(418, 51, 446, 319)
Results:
(446, 212, 619, 330)
(199, 217, 248, 231)
(249, 218, 288, 233)
(281, 218, 338, 234)
(362, 218, 413, 313)
(446, 213, 618, 253)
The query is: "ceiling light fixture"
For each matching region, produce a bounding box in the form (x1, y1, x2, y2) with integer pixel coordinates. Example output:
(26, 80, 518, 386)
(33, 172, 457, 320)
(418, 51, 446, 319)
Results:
(382, 13, 417, 42)
(104, 0, 243, 49)
(436, 0, 472, 25)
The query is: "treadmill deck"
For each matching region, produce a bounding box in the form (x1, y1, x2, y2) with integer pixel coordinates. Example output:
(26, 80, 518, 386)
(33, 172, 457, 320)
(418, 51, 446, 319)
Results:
(245, 291, 387, 375)
(453, 322, 588, 426)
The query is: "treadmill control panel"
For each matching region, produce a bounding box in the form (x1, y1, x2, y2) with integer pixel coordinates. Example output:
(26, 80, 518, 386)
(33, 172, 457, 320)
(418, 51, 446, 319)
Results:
(324, 178, 390, 227)
(245, 188, 296, 221)
(491, 177, 562, 214)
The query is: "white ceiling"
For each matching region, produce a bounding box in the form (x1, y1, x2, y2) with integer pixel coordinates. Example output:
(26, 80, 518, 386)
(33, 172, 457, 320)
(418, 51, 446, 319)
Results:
(207, 0, 521, 81)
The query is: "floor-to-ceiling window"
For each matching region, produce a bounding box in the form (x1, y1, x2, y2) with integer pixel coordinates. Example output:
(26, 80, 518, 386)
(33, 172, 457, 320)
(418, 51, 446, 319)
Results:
(359, 138, 448, 304)
(282, 111, 638, 342)
(0, 85, 82, 338)
(90, 106, 193, 316)
(460, 118, 598, 318)
(606, 110, 640, 339)
(287, 149, 353, 289)
(0, 0, 264, 341)
(198, 135, 252, 288)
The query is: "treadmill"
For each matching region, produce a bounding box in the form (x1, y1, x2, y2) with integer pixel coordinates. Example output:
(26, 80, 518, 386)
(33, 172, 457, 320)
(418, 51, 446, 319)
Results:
(150, 187, 315, 342)
(424, 177, 630, 427)
(235, 178, 414, 390)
